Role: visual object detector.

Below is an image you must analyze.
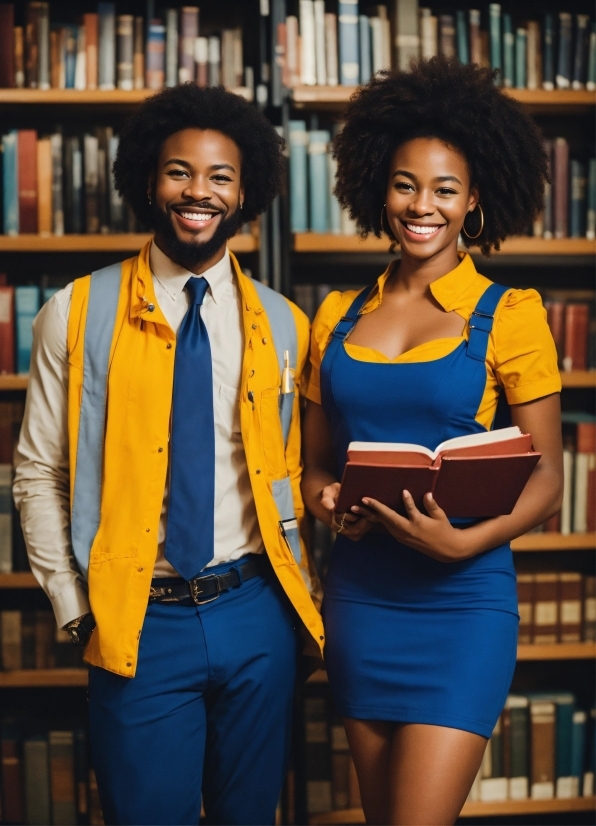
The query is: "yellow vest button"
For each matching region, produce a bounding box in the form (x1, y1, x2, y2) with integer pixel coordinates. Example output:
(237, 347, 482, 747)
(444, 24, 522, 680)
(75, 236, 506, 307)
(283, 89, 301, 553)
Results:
(256, 469, 261, 474)
(166, 343, 172, 349)
(262, 337, 267, 344)
(158, 447, 163, 453)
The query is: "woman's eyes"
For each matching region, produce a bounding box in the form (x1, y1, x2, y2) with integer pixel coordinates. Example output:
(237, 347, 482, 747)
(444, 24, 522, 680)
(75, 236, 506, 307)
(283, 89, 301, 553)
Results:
(394, 182, 458, 196)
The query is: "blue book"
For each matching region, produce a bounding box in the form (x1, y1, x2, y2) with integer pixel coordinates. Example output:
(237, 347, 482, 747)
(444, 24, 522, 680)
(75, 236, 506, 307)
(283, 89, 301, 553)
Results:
(543, 14, 555, 90)
(289, 121, 308, 233)
(338, 0, 359, 86)
(64, 24, 77, 89)
(556, 13, 572, 89)
(570, 160, 587, 238)
(588, 23, 596, 91)
(2, 131, 18, 235)
(455, 11, 468, 64)
(98, 2, 116, 90)
(502, 15, 514, 88)
(515, 28, 527, 89)
(570, 710, 587, 784)
(15, 287, 40, 375)
(308, 130, 330, 232)
(328, 155, 341, 235)
(489, 4, 502, 79)
(42, 287, 59, 304)
(359, 15, 371, 83)
(572, 14, 590, 89)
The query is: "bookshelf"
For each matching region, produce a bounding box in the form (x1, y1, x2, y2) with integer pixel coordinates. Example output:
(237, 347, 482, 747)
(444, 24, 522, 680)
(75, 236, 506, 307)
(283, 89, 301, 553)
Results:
(0, 669, 88, 688)
(0, 87, 253, 105)
(0, 231, 259, 253)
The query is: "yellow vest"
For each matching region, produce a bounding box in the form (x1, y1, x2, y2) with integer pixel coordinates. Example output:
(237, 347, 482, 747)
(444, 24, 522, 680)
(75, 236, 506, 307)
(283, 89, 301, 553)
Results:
(67, 242, 323, 676)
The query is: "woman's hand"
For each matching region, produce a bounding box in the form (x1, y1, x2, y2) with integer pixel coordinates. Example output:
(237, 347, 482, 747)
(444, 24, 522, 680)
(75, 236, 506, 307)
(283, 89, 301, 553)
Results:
(352, 491, 471, 562)
(321, 483, 373, 542)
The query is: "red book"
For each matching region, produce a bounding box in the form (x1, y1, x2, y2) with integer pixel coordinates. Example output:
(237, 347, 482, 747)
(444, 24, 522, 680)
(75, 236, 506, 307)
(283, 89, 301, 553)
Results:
(178, 6, 199, 84)
(0, 4, 15, 87)
(532, 573, 559, 643)
(577, 422, 596, 532)
(562, 303, 589, 371)
(18, 129, 38, 233)
(545, 300, 565, 368)
(84, 13, 98, 90)
(1, 738, 25, 824)
(0, 285, 15, 374)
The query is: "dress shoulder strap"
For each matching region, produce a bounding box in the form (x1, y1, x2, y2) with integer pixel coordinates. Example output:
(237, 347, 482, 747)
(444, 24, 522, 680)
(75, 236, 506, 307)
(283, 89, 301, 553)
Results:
(330, 285, 376, 342)
(466, 282, 511, 363)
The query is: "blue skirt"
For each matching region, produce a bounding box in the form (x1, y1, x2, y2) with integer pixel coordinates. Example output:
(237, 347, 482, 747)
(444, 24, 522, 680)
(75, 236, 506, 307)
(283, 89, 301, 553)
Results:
(323, 533, 519, 739)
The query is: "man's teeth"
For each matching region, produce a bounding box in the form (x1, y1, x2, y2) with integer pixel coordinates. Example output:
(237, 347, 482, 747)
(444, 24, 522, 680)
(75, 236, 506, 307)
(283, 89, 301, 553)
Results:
(180, 212, 216, 222)
(406, 223, 442, 235)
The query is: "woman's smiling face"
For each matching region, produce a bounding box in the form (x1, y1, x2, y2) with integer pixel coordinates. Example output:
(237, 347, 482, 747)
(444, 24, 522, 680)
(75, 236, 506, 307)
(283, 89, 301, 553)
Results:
(385, 137, 479, 261)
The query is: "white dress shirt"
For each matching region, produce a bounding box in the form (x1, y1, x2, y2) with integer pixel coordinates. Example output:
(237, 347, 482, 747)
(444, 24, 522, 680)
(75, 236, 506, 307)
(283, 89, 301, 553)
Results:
(13, 242, 263, 627)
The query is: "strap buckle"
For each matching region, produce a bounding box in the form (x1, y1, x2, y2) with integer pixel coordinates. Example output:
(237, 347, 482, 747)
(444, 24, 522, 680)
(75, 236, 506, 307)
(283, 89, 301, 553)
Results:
(189, 575, 222, 605)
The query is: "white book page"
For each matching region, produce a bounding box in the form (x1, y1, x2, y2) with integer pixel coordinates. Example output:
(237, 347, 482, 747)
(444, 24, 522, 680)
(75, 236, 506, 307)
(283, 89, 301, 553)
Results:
(348, 427, 522, 462)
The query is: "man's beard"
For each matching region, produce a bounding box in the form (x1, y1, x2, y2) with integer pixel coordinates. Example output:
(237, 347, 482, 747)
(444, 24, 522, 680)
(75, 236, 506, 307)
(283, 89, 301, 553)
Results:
(151, 202, 243, 272)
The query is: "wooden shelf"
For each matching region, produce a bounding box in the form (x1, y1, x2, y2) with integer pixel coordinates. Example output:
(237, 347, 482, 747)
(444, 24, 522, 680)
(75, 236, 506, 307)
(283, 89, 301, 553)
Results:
(0, 572, 38, 588)
(512, 532, 595, 551)
(291, 85, 596, 112)
(561, 371, 596, 388)
(0, 87, 253, 105)
(516, 642, 595, 660)
(293, 233, 596, 256)
(0, 232, 259, 254)
(0, 668, 88, 687)
(308, 796, 596, 824)
(0, 374, 29, 390)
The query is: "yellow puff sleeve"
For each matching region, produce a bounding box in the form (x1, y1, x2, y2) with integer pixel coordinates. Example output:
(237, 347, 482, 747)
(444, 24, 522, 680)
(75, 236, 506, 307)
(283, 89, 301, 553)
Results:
(306, 290, 345, 405)
(491, 288, 562, 405)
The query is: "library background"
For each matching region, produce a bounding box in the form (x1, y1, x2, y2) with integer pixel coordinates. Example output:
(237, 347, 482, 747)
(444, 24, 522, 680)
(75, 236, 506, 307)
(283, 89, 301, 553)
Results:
(0, 0, 594, 823)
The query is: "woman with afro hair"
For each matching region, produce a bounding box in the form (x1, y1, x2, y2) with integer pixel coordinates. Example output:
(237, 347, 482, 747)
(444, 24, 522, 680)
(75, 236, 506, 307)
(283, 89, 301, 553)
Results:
(301, 58, 563, 825)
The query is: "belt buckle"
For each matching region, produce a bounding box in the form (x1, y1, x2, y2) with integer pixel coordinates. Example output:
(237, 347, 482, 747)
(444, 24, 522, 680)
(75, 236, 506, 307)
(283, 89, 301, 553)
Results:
(189, 575, 221, 605)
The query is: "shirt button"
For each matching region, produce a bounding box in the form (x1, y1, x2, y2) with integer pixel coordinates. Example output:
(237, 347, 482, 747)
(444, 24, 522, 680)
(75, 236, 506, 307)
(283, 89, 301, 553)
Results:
(252, 323, 258, 330)
(262, 337, 267, 344)
(148, 304, 155, 312)
(146, 527, 151, 532)
(158, 447, 164, 453)
(249, 370, 255, 377)
(138, 567, 143, 572)
(166, 343, 172, 349)
(256, 469, 261, 474)
(126, 662, 132, 667)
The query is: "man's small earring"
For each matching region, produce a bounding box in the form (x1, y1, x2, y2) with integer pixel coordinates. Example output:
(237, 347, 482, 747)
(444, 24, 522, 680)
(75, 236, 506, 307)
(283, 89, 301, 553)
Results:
(148, 195, 152, 205)
(239, 201, 243, 210)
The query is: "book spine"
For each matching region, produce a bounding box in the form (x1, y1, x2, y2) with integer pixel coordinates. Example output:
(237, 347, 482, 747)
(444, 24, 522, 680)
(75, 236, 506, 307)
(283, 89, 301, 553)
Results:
(221, 29, 235, 89)
(553, 137, 569, 239)
(532, 573, 559, 644)
(74, 25, 86, 91)
(49, 27, 60, 89)
(469, 10, 482, 66)
(309, 130, 330, 232)
(545, 299, 565, 365)
(556, 13, 572, 89)
(133, 16, 144, 90)
(394, 0, 420, 70)
(588, 23, 596, 91)
(208, 36, 220, 86)
(83, 134, 99, 233)
(96, 128, 109, 233)
(543, 14, 555, 90)
(233, 27, 243, 87)
(0, 4, 15, 87)
(194, 36, 208, 87)
(370, 17, 384, 74)
(64, 24, 77, 89)
(587, 158, 596, 240)
(455, 10, 468, 64)
(516, 574, 534, 644)
(0, 288, 15, 377)
(314, 0, 326, 85)
(572, 14, 590, 89)
(561, 445, 574, 534)
(165, 8, 178, 87)
(84, 13, 98, 90)
(50, 132, 64, 235)
(25, 1, 40, 88)
(338, 0, 359, 86)
(286, 15, 299, 87)
(501, 15, 514, 88)
(179, 6, 199, 84)
(489, 4, 502, 77)
(515, 28, 527, 89)
(271, 0, 286, 104)
(15, 285, 40, 374)
(1, 736, 25, 823)
(325, 13, 339, 86)
(328, 153, 342, 234)
(490, 715, 504, 777)
(526, 21, 542, 90)
(304, 696, 332, 815)
(49, 730, 77, 825)
(439, 15, 456, 59)
(508, 699, 530, 799)
(37, 1, 50, 90)
(98, 2, 116, 90)
(14, 25, 24, 88)
(146, 22, 165, 90)
(24, 739, 51, 825)
(0, 463, 12, 572)
(570, 160, 587, 238)
(563, 303, 589, 371)
(1, 609, 22, 668)
(357, 16, 369, 82)
(18, 129, 38, 233)
(2, 131, 18, 235)
(289, 121, 308, 232)
(559, 572, 583, 642)
(420, 9, 437, 59)
(584, 576, 596, 641)
(553, 698, 576, 797)
(116, 14, 133, 91)
(570, 710, 587, 785)
(574, 422, 596, 533)
(300, 1, 316, 85)
(542, 139, 553, 238)
(530, 700, 556, 799)
(37, 136, 52, 236)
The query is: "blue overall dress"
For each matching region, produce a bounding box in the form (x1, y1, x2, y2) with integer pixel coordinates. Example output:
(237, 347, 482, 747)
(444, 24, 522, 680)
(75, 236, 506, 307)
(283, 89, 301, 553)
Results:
(320, 282, 520, 738)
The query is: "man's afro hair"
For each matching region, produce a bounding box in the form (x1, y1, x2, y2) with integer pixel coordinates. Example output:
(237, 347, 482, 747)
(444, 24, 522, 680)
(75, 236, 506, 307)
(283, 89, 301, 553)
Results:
(113, 83, 285, 227)
(333, 57, 548, 255)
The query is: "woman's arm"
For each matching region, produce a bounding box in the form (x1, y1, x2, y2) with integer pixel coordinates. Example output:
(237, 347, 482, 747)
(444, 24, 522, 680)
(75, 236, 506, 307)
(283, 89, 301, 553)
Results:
(354, 393, 563, 562)
(301, 400, 372, 541)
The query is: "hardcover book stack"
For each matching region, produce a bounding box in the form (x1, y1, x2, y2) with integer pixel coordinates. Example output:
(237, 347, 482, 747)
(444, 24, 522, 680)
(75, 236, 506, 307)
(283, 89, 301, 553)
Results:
(279, 2, 596, 92)
(0, 3, 251, 97)
(468, 695, 595, 802)
(0, 279, 58, 377)
(517, 571, 596, 645)
(544, 295, 595, 373)
(0, 610, 84, 671)
(0, 720, 103, 825)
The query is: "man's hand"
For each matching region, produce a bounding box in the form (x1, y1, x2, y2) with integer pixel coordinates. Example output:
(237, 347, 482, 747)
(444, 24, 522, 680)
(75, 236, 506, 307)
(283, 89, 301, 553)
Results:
(66, 613, 96, 647)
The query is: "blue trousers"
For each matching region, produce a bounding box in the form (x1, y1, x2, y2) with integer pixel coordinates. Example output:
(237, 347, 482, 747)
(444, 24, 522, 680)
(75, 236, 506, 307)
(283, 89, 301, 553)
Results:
(88, 557, 299, 825)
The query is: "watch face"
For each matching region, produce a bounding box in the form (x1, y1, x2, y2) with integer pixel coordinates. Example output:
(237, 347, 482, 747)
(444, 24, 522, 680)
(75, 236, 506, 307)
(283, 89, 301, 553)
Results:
(70, 628, 80, 644)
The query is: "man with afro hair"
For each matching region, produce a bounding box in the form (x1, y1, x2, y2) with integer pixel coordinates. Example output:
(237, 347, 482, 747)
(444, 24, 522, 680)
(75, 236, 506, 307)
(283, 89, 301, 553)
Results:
(14, 84, 323, 825)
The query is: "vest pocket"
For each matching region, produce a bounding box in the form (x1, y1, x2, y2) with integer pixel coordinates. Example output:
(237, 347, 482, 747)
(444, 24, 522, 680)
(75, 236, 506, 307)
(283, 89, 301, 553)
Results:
(261, 386, 287, 475)
(272, 476, 301, 563)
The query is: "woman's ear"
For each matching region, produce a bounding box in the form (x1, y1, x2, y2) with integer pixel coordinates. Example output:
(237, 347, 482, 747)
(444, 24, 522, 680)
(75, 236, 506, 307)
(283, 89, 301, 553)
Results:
(467, 186, 480, 213)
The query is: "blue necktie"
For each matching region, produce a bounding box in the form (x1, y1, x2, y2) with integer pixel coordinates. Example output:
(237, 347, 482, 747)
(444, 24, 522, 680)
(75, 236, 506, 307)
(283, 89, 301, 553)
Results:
(164, 276, 215, 579)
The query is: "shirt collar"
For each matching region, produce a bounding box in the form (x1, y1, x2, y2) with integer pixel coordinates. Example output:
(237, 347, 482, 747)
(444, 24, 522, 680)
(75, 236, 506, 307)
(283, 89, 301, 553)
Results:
(149, 240, 233, 305)
(362, 252, 481, 319)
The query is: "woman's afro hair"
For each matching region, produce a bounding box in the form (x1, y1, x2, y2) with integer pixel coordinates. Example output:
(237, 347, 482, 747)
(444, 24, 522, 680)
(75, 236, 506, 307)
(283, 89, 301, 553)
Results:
(113, 83, 285, 227)
(333, 57, 548, 255)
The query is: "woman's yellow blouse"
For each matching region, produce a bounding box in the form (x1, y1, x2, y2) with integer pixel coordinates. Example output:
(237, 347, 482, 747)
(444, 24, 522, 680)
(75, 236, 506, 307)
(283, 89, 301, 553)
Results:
(307, 254, 562, 431)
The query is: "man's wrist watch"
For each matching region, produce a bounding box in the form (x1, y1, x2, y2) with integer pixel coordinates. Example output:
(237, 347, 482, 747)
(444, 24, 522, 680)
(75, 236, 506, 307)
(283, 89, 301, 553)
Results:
(66, 613, 96, 647)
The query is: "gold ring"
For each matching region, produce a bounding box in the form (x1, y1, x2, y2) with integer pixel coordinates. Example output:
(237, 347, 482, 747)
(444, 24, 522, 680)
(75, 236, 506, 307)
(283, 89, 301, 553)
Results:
(337, 513, 347, 534)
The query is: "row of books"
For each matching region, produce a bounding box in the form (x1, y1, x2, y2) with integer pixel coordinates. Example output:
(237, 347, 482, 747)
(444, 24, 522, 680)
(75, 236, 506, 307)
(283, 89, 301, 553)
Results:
(0, 610, 83, 671)
(548, 416, 596, 536)
(288, 125, 596, 239)
(545, 299, 595, 374)
(0, 3, 249, 95)
(0, 722, 103, 825)
(468, 694, 595, 802)
(284, 3, 596, 91)
(517, 571, 595, 646)
(0, 285, 57, 376)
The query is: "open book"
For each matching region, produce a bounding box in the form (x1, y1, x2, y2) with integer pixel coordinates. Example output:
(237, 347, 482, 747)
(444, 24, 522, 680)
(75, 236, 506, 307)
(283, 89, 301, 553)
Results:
(336, 427, 541, 518)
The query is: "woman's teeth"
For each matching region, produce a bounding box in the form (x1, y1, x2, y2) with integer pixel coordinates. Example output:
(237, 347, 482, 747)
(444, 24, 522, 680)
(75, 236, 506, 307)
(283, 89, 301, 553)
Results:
(406, 223, 442, 235)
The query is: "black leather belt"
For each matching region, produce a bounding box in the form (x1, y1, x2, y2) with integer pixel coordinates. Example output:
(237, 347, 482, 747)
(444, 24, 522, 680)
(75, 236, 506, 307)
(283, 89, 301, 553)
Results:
(148, 555, 267, 605)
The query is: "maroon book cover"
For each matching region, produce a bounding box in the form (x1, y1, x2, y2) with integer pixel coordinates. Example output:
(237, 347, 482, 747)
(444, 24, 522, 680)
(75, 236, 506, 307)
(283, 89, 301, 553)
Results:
(0, 285, 15, 374)
(18, 129, 38, 233)
(563, 303, 589, 371)
(0, 4, 15, 87)
(545, 300, 565, 367)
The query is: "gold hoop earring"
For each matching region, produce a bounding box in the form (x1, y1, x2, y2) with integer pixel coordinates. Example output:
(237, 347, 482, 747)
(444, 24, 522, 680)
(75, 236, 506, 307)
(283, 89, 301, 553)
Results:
(462, 204, 484, 239)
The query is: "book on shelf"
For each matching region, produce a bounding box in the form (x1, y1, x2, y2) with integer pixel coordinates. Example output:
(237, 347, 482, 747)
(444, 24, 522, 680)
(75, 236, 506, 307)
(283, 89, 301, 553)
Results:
(1, 609, 84, 670)
(536, 139, 595, 241)
(335, 426, 541, 517)
(516, 571, 595, 645)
